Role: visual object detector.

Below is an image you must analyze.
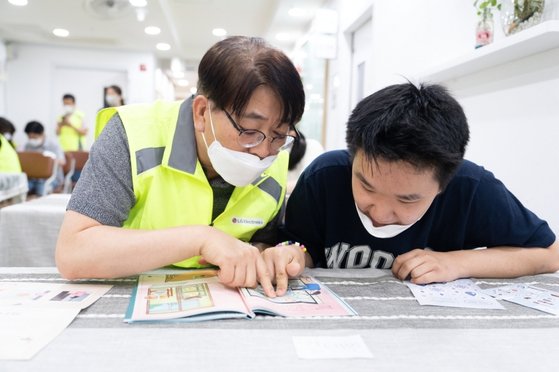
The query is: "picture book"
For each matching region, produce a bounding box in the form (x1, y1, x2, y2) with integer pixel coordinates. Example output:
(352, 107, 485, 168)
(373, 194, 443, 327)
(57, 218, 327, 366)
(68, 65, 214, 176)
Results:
(124, 270, 356, 322)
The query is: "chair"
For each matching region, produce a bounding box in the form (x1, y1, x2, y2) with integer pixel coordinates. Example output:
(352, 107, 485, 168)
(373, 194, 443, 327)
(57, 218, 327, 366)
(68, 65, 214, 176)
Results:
(17, 151, 57, 195)
(62, 152, 76, 193)
(63, 151, 89, 193)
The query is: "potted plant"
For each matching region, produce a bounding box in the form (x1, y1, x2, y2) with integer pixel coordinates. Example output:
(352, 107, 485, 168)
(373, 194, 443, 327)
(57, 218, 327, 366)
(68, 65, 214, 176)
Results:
(474, 0, 502, 48)
(501, 0, 546, 35)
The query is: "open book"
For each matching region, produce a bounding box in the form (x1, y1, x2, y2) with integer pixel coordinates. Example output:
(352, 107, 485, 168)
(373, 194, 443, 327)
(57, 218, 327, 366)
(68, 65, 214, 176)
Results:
(124, 270, 356, 322)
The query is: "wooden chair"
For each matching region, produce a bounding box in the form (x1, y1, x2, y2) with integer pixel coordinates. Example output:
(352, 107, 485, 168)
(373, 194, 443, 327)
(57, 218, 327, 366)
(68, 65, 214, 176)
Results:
(63, 151, 89, 193)
(62, 152, 76, 193)
(17, 151, 57, 195)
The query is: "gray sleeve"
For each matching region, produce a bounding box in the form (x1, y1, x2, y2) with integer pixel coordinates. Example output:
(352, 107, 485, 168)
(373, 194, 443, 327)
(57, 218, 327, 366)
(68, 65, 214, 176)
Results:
(67, 114, 135, 226)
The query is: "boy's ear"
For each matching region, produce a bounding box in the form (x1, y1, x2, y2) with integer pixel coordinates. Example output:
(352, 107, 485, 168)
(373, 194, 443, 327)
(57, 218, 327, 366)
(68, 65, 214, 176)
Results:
(192, 95, 208, 132)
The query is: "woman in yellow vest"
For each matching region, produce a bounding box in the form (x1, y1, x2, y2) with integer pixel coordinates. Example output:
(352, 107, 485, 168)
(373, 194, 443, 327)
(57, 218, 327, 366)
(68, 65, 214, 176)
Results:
(56, 36, 306, 297)
(0, 133, 21, 173)
(56, 93, 88, 151)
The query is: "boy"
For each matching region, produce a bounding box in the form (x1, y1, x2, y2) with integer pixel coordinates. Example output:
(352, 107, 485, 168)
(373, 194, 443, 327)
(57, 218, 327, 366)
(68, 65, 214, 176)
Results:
(265, 82, 559, 288)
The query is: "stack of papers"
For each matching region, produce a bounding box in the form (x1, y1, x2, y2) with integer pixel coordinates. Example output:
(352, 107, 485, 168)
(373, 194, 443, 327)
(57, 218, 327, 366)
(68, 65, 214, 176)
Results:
(406, 279, 559, 315)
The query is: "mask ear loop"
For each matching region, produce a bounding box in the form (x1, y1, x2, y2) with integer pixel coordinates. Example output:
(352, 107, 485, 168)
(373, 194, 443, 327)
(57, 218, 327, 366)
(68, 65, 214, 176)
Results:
(201, 101, 218, 149)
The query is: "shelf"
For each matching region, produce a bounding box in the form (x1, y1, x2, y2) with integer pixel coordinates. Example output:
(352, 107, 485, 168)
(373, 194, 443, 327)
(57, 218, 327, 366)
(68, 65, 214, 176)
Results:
(420, 20, 559, 82)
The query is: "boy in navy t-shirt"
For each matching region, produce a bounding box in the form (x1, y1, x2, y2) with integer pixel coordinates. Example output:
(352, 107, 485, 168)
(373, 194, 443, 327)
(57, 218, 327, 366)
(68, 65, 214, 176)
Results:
(263, 82, 558, 293)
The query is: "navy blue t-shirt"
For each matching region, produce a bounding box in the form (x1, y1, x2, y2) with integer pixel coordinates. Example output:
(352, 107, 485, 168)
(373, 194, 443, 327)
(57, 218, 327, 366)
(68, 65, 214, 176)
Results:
(281, 150, 556, 269)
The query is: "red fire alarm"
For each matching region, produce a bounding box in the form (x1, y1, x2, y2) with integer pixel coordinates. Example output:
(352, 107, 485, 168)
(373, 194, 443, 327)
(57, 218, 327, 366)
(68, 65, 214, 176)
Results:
(139, 64, 147, 71)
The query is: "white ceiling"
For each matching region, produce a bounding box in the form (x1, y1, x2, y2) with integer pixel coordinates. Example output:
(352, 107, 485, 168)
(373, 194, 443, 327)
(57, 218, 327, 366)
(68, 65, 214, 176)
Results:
(0, 0, 326, 66)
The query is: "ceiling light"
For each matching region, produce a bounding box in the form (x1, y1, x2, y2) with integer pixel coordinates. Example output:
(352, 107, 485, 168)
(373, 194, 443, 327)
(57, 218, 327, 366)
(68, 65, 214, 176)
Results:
(212, 28, 227, 37)
(129, 0, 147, 7)
(288, 8, 307, 17)
(52, 28, 70, 38)
(136, 8, 147, 22)
(144, 26, 161, 35)
(156, 42, 171, 51)
(8, 0, 28, 6)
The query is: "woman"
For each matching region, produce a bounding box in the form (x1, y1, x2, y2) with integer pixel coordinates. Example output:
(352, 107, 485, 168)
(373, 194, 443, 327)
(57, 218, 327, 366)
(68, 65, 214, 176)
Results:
(56, 36, 305, 297)
(103, 85, 125, 108)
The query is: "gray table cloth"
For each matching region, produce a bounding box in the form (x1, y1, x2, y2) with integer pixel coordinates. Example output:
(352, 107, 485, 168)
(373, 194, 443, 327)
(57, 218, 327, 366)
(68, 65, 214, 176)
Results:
(1, 268, 558, 371)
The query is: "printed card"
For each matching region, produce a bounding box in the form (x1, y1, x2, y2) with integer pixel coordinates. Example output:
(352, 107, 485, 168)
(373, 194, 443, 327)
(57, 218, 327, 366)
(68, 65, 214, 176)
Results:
(406, 279, 504, 309)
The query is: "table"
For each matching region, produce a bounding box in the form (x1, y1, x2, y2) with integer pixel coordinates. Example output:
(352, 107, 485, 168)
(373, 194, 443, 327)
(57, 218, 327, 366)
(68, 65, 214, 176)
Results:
(0, 173, 28, 203)
(1, 267, 558, 371)
(0, 194, 70, 266)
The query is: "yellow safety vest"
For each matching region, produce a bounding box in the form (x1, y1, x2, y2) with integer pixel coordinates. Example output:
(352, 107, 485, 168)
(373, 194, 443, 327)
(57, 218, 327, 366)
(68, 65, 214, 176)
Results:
(96, 99, 288, 268)
(0, 134, 22, 173)
(58, 110, 86, 151)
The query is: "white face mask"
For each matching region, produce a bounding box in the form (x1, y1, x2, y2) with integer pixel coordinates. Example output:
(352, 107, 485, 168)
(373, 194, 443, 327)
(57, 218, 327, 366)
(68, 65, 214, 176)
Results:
(355, 203, 418, 239)
(202, 104, 277, 186)
(105, 94, 120, 107)
(27, 138, 44, 147)
(3, 133, 12, 141)
(63, 105, 74, 114)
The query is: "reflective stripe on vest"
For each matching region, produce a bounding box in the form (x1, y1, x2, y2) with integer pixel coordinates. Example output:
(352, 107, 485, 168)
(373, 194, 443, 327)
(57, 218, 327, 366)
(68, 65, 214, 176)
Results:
(95, 98, 288, 268)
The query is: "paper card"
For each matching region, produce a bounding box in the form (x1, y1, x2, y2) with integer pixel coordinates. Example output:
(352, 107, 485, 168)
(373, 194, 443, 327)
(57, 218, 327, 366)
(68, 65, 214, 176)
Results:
(481, 284, 530, 300)
(406, 279, 504, 309)
(496, 285, 559, 315)
(292, 335, 373, 359)
(0, 306, 79, 360)
(0, 282, 112, 309)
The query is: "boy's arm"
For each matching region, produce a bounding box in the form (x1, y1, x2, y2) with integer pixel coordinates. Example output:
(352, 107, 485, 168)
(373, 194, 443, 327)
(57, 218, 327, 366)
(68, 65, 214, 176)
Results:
(392, 241, 559, 284)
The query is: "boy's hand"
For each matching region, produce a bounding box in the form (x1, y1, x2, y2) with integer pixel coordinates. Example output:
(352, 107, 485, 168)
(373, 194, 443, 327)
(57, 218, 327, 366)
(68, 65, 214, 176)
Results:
(392, 249, 462, 284)
(261, 243, 306, 296)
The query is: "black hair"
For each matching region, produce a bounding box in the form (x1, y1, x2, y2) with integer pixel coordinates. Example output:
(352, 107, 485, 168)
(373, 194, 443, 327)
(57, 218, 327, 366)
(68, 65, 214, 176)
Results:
(346, 82, 470, 189)
(0, 117, 16, 148)
(197, 36, 305, 129)
(24, 121, 45, 135)
(288, 130, 307, 170)
(63, 94, 75, 102)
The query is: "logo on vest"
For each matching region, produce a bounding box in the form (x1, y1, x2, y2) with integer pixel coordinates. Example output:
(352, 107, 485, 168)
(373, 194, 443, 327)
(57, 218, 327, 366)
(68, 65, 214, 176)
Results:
(231, 217, 264, 226)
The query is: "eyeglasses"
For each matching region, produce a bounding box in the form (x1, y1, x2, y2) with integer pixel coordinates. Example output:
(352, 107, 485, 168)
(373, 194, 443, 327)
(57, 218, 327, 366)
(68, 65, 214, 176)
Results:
(223, 109, 296, 153)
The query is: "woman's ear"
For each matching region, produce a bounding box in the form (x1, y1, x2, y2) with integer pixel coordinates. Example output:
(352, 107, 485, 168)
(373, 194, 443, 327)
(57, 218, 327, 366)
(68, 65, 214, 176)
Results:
(192, 95, 208, 133)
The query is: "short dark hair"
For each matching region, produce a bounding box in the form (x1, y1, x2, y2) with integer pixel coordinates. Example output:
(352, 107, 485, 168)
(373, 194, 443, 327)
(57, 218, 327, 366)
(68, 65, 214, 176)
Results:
(24, 121, 45, 135)
(63, 94, 75, 102)
(346, 82, 470, 189)
(197, 36, 305, 128)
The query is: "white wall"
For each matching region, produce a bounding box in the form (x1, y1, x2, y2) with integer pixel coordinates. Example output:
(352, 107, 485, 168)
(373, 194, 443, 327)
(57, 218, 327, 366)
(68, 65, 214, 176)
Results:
(4, 43, 155, 149)
(322, 0, 559, 232)
(0, 40, 6, 115)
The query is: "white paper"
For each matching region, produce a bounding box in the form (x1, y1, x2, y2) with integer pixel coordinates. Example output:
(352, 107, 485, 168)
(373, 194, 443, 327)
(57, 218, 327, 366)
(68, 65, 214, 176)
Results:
(0, 306, 79, 360)
(292, 335, 373, 359)
(481, 283, 530, 300)
(484, 285, 559, 315)
(406, 279, 504, 309)
(0, 282, 112, 309)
